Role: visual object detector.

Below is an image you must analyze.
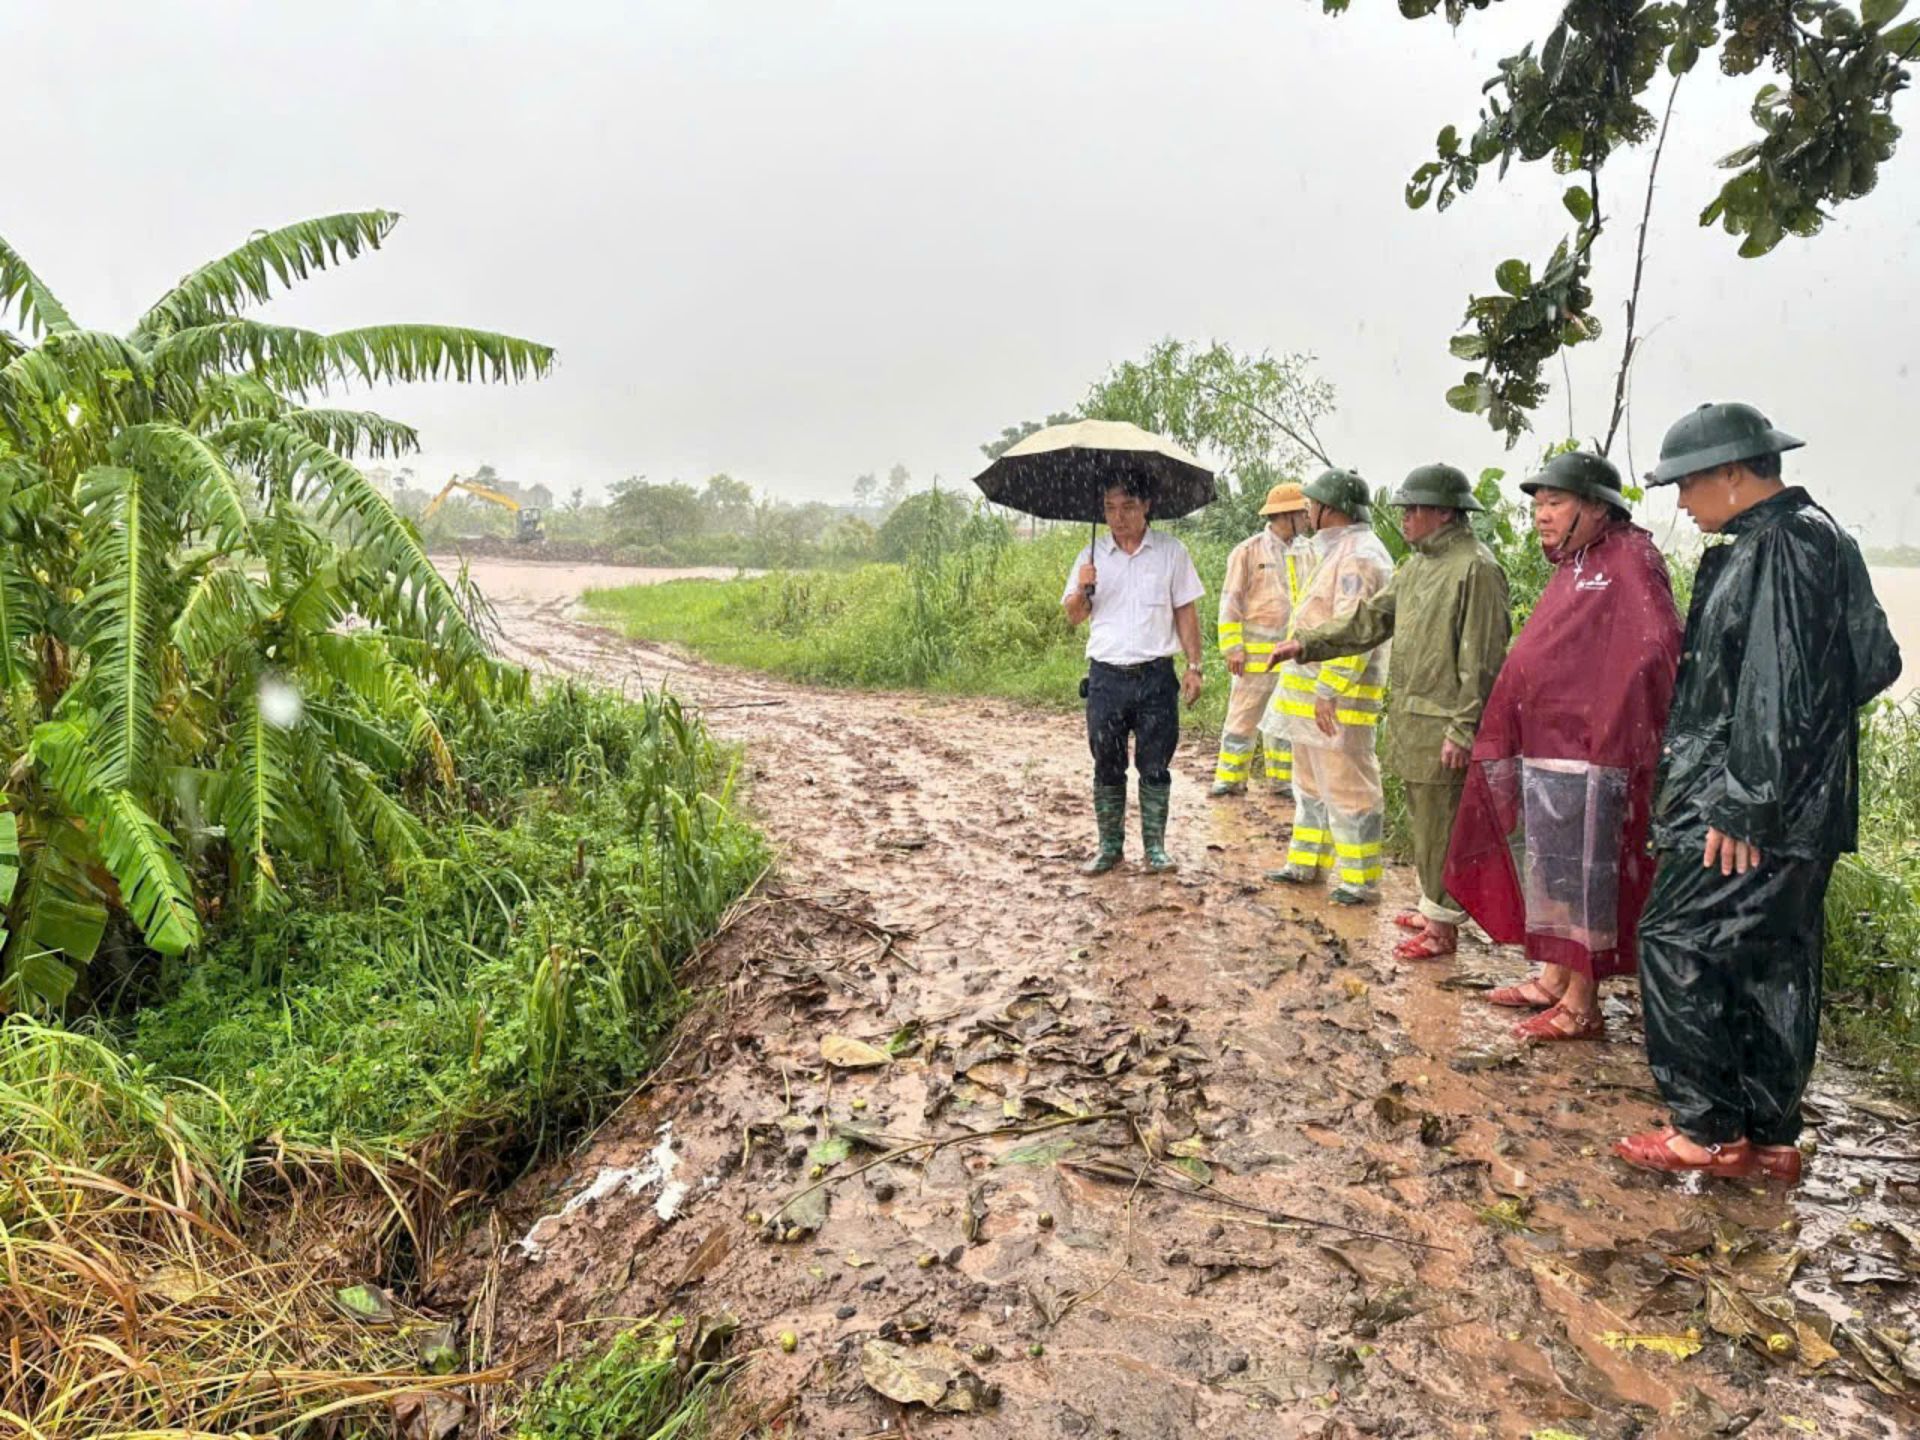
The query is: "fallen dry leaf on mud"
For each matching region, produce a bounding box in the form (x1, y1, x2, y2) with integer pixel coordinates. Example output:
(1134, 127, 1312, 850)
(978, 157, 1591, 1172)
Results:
(964, 1181, 989, 1243)
(767, 1182, 828, 1241)
(859, 1340, 994, 1413)
(1838, 1322, 1911, 1395)
(1599, 1328, 1702, 1360)
(392, 1391, 464, 1440)
(821, 1034, 892, 1068)
(1319, 1237, 1417, 1288)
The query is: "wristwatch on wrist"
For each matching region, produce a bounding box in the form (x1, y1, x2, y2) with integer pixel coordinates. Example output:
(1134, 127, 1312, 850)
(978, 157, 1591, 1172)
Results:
(1185, 662, 1202, 676)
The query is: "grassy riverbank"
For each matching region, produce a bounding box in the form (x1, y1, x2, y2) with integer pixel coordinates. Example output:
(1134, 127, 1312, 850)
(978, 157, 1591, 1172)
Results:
(4, 683, 763, 1437)
(584, 524, 1235, 734)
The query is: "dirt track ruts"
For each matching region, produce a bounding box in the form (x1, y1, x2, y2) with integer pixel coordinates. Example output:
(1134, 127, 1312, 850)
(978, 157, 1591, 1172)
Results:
(446, 574, 1920, 1440)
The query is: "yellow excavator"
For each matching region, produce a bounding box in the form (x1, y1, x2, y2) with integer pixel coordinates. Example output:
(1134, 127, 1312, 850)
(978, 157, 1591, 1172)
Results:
(421, 475, 545, 543)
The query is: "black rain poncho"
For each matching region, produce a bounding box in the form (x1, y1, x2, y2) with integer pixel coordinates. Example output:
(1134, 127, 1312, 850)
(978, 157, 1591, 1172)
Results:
(1639, 487, 1901, 1147)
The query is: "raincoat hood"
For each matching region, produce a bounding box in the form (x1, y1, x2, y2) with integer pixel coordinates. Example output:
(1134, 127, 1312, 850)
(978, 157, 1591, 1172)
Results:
(1544, 512, 1630, 568)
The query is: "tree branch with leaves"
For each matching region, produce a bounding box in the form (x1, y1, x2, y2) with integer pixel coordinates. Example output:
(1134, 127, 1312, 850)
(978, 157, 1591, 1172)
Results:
(1317, 0, 1918, 448)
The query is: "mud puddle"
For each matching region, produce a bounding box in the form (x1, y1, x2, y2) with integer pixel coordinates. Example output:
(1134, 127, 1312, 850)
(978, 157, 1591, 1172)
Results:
(440, 569, 1920, 1439)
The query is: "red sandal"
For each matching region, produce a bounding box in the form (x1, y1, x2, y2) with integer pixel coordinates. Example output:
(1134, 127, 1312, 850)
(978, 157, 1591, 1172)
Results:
(1612, 1129, 1757, 1179)
(1391, 911, 1426, 932)
(1393, 931, 1456, 961)
(1512, 1002, 1605, 1042)
(1754, 1144, 1805, 1186)
(1486, 979, 1562, 1010)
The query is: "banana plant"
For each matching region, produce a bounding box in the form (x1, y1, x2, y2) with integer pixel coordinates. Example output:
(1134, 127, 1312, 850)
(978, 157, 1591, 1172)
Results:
(0, 212, 552, 1006)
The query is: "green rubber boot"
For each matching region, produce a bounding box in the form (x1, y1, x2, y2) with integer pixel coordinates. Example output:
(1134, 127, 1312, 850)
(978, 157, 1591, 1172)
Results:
(1081, 785, 1126, 875)
(1139, 779, 1176, 873)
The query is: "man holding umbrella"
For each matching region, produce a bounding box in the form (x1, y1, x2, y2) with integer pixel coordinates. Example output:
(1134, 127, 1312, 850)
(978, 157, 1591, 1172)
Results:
(975, 420, 1217, 876)
(1274, 464, 1510, 956)
(1062, 477, 1206, 873)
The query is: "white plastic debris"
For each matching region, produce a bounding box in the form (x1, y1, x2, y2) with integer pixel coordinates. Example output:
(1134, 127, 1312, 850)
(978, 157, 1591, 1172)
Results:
(512, 1124, 687, 1261)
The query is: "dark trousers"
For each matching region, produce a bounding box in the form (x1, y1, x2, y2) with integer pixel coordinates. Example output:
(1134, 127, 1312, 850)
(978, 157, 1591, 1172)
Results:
(1086, 659, 1179, 787)
(1638, 848, 1836, 1147)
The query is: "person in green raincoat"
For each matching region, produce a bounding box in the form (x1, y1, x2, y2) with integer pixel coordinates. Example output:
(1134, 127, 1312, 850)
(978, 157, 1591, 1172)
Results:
(1274, 464, 1511, 958)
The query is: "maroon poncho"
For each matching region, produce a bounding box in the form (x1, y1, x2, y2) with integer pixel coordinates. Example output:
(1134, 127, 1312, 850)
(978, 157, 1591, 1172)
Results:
(1443, 522, 1682, 979)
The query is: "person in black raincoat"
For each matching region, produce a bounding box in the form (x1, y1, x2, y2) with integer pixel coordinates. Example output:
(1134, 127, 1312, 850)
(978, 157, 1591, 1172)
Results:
(1613, 403, 1902, 1184)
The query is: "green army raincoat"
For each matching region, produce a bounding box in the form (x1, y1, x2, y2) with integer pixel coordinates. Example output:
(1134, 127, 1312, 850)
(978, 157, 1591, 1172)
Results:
(1293, 521, 1511, 783)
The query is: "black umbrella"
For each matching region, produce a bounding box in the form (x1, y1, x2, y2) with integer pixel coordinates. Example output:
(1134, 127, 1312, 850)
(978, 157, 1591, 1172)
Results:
(972, 419, 1216, 522)
(972, 420, 1216, 597)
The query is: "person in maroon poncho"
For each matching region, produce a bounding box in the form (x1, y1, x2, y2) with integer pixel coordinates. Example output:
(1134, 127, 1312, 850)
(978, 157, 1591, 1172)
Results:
(1443, 452, 1682, 1041)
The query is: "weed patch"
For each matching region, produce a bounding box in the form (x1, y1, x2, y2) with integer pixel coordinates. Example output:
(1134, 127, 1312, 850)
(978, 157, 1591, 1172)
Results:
(124, 684, 764, 1151)
(585, 523, 1234, 734)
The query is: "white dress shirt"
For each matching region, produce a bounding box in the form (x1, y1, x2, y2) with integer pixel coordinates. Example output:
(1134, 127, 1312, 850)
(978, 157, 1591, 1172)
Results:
(1062, 528, 1206, 665)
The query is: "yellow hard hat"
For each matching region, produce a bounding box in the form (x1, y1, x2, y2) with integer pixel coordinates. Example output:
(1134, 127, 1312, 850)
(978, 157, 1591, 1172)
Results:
(1259, 483, 1308, 516)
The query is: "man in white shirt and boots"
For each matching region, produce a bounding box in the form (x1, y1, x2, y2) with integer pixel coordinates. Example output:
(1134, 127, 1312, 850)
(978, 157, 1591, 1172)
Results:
(1063, 478, 1206, 874)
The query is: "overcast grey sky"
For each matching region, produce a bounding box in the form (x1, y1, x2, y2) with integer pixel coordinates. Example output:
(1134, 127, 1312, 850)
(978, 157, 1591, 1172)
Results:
(10, 1, 1918, 533)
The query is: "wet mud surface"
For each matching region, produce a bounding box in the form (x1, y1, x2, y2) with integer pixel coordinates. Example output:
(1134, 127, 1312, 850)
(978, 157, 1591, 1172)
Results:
(446, 574, 1920, 1439)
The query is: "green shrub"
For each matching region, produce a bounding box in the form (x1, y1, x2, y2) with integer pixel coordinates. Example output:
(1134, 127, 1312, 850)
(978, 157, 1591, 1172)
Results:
(124, 684, 764, 1148)
(1823, 699, 1920, 1092)
(511, 1318, 733, 1440)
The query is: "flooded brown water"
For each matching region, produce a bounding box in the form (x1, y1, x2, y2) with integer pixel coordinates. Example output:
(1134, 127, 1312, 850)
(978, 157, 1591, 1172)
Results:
(434, 557, 749, 606)
(1870, 568, 1920, 697)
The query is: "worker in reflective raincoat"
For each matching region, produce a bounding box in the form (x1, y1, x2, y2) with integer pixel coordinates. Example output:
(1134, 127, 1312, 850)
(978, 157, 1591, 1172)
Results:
(1613, 403, 1901, 1185)
(1275, 464, 1510, 958)
(1443, 452, 1681, 1041)
(1211, 484, 1311, 797)
(1263, 469, 1395, 903)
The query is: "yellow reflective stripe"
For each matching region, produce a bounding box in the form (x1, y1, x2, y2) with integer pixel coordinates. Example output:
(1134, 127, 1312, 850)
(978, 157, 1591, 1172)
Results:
(1263, 749, 1291, 762)
(1291, 827, 1329, 842)
(1336, 709, 1382, 727)
(1338, 865, 1383, 884)
(1243, 642, 1275, 654)
(1347, 683, 1386, 700)
(1278, 700, 1316, 718)
(1281, 673, 1318, 693)
(1218, 623, 1244, 644)
(1245, 661, 1273, 674)
(1324, 653, 1365, 671)
(1215, 761, 1251, 781)
(1289, 850, 1334, 869)
(1285, 553, 1303, 609)
(1320, 668, 1353, 695)
(1335, 842, 1383, 859)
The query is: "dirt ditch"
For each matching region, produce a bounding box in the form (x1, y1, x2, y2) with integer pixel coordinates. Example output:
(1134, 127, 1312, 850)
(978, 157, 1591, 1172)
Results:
(439, 567, 1920, 1439)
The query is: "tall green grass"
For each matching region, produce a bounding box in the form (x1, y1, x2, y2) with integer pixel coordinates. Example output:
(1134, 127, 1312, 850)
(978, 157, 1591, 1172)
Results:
(585, 515, 1235, 733)
(124, 683, 765, 1151)
(4, 684, 764, 1440)
(1824, 699, 1920, 1091)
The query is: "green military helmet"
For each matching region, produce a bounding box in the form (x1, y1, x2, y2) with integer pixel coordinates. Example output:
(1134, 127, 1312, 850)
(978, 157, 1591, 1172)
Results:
(1646, 402, 1804, 486)
(1520, 450, 1630, 514)
(1302, 467, 1371, 516)
(1389, 462, 1483, 512)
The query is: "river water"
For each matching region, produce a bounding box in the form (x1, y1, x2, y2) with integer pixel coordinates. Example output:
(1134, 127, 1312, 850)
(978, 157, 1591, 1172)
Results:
(1871, 567, 1920, 697)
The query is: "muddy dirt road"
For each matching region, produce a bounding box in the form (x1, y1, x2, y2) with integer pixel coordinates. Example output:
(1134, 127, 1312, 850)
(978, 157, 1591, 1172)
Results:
(454, 573, 1920, 1440)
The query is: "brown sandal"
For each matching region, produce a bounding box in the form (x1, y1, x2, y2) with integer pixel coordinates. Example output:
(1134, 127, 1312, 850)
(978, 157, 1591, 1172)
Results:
(1486, 979, 1562, 1010)
(1513, 1002, 1605, 1042)
(1613, 1128, 1757, 1179)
